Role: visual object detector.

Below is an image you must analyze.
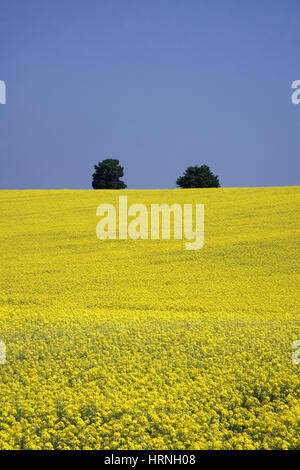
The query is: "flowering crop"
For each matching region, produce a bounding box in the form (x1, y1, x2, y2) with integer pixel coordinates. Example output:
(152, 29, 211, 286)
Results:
(0, 187, 299, 450)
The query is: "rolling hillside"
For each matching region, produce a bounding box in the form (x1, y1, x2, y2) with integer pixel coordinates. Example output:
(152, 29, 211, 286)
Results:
(0, 187, 299, 449)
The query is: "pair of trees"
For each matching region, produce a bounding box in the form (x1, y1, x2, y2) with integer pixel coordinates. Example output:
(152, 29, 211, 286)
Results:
(92, 159, 220, 189)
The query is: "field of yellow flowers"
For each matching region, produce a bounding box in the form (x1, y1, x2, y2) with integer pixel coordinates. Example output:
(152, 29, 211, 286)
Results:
(0, 187, 299, 450)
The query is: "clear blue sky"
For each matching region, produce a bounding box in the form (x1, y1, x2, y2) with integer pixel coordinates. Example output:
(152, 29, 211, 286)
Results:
(0, 0, 299, 189)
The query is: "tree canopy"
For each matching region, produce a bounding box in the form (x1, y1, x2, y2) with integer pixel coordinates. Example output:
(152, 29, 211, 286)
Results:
(92, 159, 127, 189)
(176, 165, 220, 188)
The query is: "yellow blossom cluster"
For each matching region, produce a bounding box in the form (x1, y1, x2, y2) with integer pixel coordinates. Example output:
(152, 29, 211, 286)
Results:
(0, 187, 299, 449)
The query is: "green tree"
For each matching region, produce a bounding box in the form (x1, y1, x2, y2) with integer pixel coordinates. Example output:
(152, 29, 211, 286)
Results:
(176, 165, 220, 188)
(92, 158, 127, 189)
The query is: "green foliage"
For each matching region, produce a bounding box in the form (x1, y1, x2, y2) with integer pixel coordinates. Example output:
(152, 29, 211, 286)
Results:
(176, 165, 220, 188)
(92, 159, 127, 189)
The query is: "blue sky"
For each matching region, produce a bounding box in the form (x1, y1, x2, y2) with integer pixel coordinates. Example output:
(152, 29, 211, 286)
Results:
(0, 0, 299, 189)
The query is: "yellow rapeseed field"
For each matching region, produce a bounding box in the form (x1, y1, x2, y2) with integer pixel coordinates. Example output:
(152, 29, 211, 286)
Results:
(0, 187, 299, 450)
